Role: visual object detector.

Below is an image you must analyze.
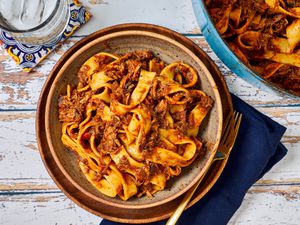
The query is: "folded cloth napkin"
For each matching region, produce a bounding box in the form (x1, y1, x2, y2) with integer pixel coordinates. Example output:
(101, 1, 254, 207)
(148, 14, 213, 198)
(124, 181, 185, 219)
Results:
(100, 94, 288, 225)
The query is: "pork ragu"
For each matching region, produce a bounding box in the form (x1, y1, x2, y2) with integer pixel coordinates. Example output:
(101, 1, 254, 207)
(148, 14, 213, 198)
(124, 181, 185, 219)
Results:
(58, 50, 214, 200)
(206, 0, 300, 95)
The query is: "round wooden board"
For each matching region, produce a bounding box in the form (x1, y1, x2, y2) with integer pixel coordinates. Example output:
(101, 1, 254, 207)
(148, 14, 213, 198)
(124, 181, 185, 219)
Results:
(36, 23, 233, 224)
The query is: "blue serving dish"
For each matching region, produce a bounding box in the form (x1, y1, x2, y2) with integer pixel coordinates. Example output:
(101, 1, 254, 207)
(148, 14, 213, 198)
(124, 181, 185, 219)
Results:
(192, 0, 300, 98)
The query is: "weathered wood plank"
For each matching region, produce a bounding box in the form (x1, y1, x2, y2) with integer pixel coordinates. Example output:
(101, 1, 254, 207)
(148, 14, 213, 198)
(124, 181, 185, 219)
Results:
(0, 187, 299, 225)
(230, 186, 300, 225)
(248, 185, 300, 202)
(1, 37, 299, 110)
(0, 178, 299, 194)
(0, 39, 77, 110)
(0, 179, 57, 192)
(0, 192, 102, 225)
(77, 0, 201, 36)
(0, 108, 299, 186)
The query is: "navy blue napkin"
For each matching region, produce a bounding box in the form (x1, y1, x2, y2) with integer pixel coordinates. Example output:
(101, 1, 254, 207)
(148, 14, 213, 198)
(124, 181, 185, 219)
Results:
(100, 94, 288, 225)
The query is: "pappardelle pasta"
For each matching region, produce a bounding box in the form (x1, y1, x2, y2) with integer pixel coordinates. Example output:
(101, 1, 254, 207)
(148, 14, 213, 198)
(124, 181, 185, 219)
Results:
(58, 50, 213, 200)
(206, 0, 300, 94)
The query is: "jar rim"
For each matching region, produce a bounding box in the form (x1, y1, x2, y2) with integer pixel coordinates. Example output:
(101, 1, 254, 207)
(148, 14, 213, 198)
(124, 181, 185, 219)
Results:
(0, 0, 64, 33)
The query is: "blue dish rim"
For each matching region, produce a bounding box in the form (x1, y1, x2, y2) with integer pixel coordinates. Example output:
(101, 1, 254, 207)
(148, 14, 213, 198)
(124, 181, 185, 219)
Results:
(192, 0, 300, 99)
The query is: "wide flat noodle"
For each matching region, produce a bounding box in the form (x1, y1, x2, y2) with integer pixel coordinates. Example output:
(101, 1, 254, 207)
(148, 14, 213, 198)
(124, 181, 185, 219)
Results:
(149, 129, 197, 167)
(286, 19, 300, 51)
(78, 52, 119, 87)
(207, 0, 300, 93)
(264, 0, 300, 18)
(215, 5, 232, 34)
(58, 50, 213, 200)
(264, 52, 300, 67)
(111, 70, 156, 115)
(160, 62, 198, 88)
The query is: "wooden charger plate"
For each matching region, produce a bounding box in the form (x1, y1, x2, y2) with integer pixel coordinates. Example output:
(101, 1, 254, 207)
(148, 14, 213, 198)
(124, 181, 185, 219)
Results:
(36, 23, 233, 223)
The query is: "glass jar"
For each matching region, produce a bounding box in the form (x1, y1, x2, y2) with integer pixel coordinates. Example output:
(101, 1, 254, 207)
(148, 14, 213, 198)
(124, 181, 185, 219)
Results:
(0, 0, 70, 45)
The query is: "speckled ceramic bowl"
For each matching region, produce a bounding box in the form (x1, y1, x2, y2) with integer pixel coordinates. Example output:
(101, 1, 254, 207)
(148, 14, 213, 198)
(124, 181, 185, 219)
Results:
(43, 25, 223, 209)
(192, 0, 300, 98)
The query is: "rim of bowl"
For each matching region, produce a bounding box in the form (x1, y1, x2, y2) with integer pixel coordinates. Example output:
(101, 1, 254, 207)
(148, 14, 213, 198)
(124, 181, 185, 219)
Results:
(45, 29, 223, 209)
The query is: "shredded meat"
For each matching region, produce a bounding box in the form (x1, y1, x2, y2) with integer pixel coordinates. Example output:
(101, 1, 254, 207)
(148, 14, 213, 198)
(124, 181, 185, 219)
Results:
(98, 116, 122, 154)
(154, 100, 168, 128)
(240, 0, 268, 15)
(270, 65, 300, 92)
(58, 50, 213, 200)
(77, 65, 90, 86)
(199, 95, 214, 109)
(142, 122, 159, 155)
(207, 0, 300, 94)
(58, 89, 92, 123)
(102, 50, 154, 80)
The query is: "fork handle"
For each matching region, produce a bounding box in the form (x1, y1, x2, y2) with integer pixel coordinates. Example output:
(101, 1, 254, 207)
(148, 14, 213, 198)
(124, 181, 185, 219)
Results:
(166, 172, 206, 225)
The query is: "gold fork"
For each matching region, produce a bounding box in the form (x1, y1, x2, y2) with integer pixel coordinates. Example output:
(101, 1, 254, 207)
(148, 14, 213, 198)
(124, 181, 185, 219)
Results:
(166, 111, 242, 225)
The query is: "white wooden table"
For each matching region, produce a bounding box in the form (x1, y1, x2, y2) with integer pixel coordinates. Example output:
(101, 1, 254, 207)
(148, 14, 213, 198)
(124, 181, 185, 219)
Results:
(0, 1, 299, 224)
